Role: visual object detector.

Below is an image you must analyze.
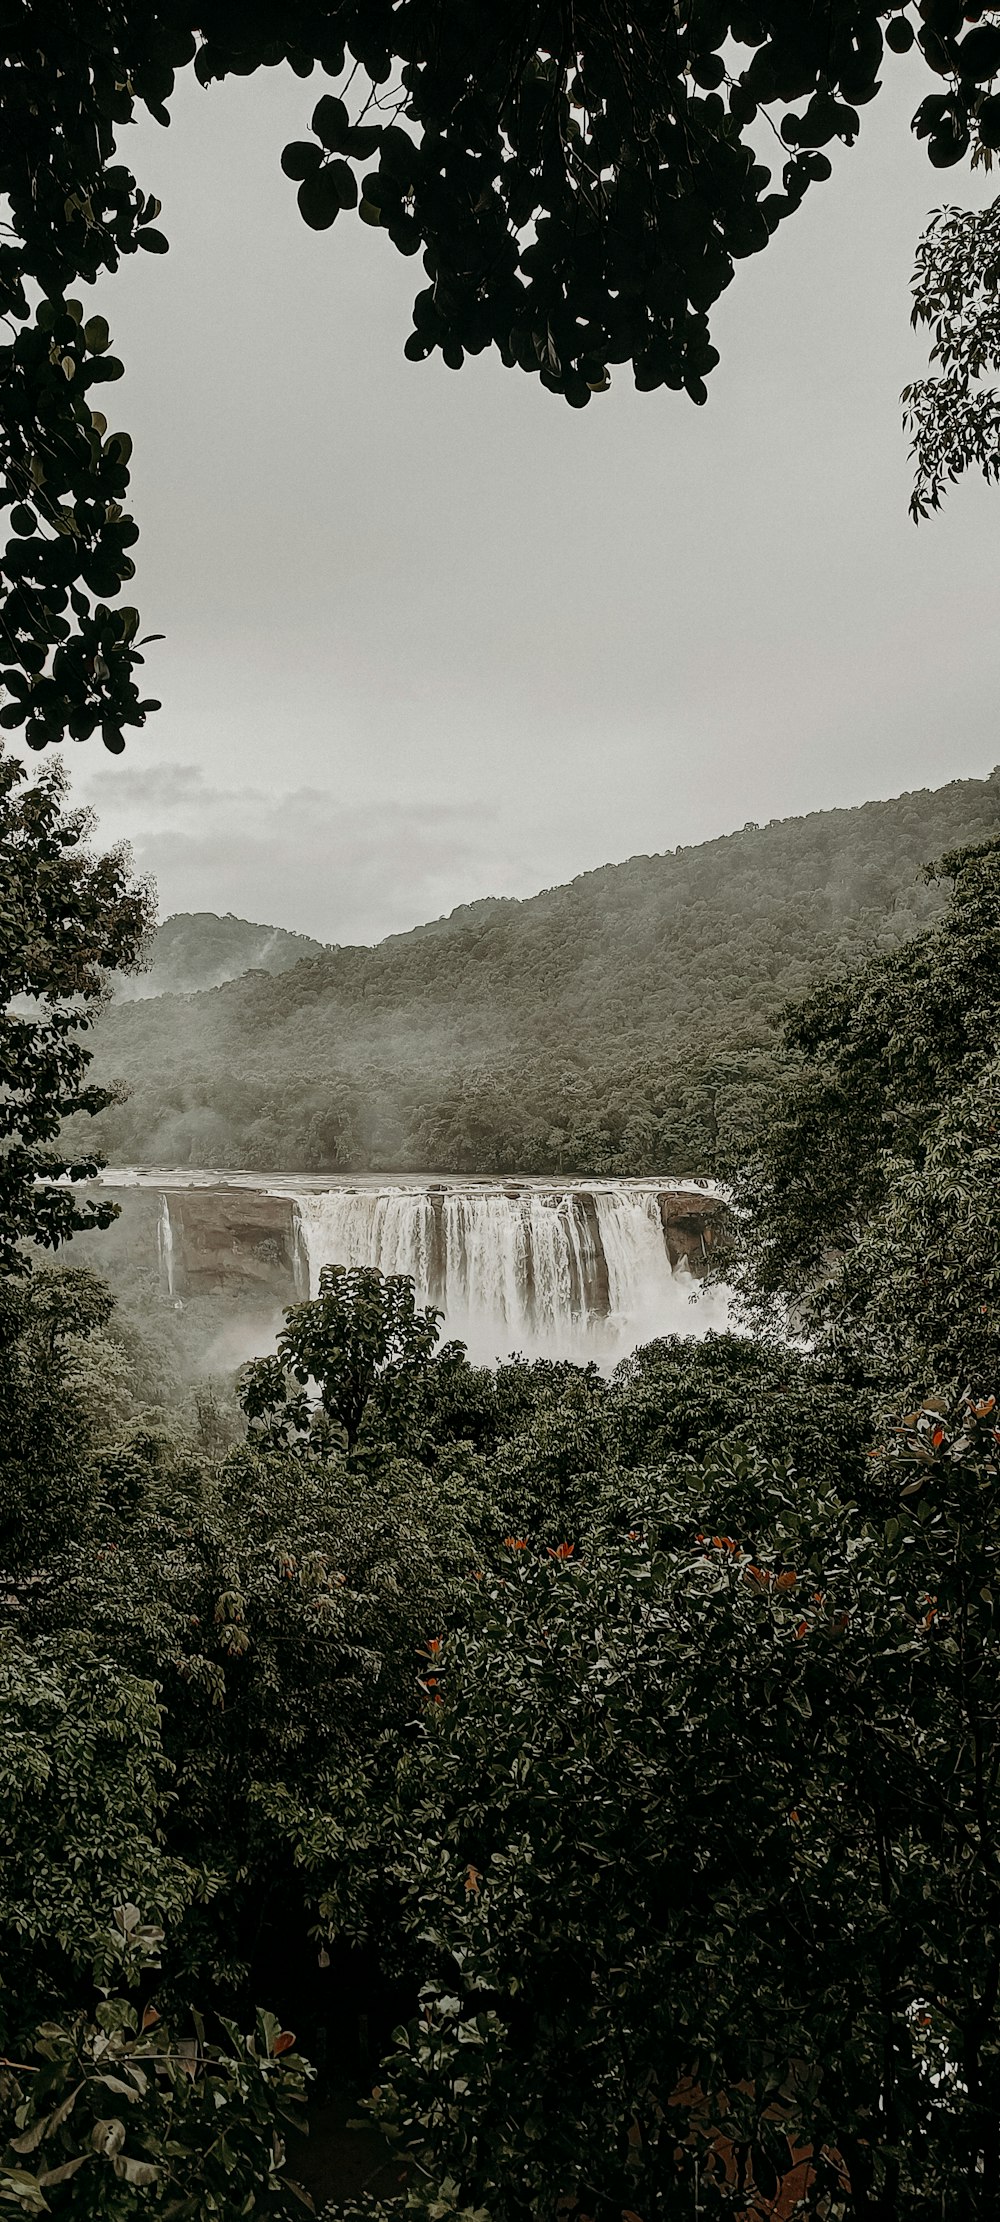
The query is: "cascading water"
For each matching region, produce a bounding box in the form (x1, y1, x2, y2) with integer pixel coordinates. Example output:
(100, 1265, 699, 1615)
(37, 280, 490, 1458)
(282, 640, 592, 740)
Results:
(157, 1191, 175, 1299)
(289, 1181, 728, 1364)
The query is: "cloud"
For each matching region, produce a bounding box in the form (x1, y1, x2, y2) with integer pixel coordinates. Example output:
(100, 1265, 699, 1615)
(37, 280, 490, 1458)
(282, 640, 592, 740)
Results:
(72, 760, 511, 943)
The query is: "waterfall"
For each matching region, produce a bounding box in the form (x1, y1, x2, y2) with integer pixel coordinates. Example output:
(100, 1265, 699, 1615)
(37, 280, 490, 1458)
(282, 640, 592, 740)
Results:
(593, 1189, 686, 1323)
(290, 1182, 728, 1364)
(157, 1192, 175, 1300)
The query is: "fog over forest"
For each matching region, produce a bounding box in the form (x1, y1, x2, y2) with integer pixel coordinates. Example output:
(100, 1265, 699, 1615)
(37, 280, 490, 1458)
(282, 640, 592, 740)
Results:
(81, 767, 1000, 1179)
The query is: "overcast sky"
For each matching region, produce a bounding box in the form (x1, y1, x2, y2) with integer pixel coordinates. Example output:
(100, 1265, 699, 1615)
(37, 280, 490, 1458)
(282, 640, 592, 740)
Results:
(51, 54, 1000, 944)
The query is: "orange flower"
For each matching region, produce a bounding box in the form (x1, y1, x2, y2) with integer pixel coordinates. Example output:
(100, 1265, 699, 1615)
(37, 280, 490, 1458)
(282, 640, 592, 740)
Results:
(547, 1542, 575, 1559)
(503, 1537, 528, 1551)
(775, 1570, 797, 1591)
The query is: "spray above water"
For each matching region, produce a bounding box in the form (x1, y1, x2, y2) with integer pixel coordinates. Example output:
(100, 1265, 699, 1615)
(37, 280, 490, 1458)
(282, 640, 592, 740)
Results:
(288, 1181, 729, 1365)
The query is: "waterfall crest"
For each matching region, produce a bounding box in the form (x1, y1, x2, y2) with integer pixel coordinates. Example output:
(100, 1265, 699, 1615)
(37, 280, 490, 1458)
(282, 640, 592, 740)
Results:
(289, 1181, 728, 1363)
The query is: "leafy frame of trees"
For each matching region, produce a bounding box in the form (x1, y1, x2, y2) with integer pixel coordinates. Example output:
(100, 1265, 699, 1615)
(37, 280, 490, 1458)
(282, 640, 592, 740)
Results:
(4, 0, 1000, 763)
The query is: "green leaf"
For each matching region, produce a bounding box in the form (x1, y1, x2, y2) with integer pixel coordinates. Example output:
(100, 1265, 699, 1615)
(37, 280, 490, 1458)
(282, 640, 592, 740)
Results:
(36, 2157, 88, 2189)
(311, 95, 348, 150)
(296, 172, 342, 231)
(345, 124, 382, 157)
(113, 2155, 161, 2187)
(281, 142, 323, 181)
(326, 159, 359, 211)
(0, 2166, 49, 2215)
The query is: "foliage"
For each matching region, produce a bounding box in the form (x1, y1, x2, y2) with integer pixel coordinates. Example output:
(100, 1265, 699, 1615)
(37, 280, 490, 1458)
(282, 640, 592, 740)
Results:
(113, 914, 328, 1003)
(0, 2004, 312, 2220)
(7, 1263, 484, 2019)
(240, 1266, 444, 1455)
(904, 195, 1000, 517)
(0, 1629, 192, 2051)
(0, 1604, 315, 2209)
(604, 1329, 872, 1516)
(80, 769, 1000, 1179)
(731, 832, 1000, 1399)
(805, 1055, 1000, 1403)
(0, 1265, 126, 1568)
(357, 1391, 1000, 2219)
(1, 3, 995, 756)
(0, 746, 152, 1271)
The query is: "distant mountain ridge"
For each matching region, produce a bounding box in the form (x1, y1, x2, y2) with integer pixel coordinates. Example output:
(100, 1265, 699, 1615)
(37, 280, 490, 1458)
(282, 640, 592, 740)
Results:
(86, 769, 1000, 1177)
(115, 911, 328, 1000)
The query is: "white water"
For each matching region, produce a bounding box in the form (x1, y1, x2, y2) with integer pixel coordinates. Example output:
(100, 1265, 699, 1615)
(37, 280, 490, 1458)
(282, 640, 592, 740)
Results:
(289, 1182, 729, 1365)
(157, 1192, 175, 1300)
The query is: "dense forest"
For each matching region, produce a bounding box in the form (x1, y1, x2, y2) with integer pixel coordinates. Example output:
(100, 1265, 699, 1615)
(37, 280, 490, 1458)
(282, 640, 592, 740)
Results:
(82, 769, 1000, 1174)
(114, 911, 328, 1001)
(5, 744, 1000, 2215)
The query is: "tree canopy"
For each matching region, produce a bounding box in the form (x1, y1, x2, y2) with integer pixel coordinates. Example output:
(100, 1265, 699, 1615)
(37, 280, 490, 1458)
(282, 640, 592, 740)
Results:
(0, 746, 152, 1272)
(3, 1, 1000, 754)
(240, 1262, 445, 1453)
(731, 829, 1000, 1400)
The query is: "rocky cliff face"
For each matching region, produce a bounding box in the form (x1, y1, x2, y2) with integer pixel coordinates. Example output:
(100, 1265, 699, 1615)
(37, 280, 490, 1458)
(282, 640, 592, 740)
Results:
(658, 1191, 723, 1275)
(158, 1189, 307, 1304)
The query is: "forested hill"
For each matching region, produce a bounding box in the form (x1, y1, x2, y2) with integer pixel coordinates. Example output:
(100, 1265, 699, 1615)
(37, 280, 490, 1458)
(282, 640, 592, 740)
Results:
(114, 910, 328, 999)
(84, 770, 1000, 1176)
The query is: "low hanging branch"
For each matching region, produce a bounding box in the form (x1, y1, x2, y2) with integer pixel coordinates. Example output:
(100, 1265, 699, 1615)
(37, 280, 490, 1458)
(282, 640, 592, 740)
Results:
(904, 195, 1000, 519)
(3, 3, 999, 752)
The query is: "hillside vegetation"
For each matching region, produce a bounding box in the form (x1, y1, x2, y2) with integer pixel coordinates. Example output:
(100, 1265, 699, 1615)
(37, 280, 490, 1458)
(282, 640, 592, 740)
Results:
(83, 770, 1000, 1174)
(114, 910, 328, 999)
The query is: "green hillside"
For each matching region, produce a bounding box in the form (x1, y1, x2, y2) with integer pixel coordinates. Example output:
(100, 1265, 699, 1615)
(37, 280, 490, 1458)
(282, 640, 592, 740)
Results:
(114, 910, 328, 999)
(83, 770, 1000, 1176)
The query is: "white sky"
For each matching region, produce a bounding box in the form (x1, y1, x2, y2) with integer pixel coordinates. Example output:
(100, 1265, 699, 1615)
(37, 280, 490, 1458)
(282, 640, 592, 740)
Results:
(50, 51, 1000, 943)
